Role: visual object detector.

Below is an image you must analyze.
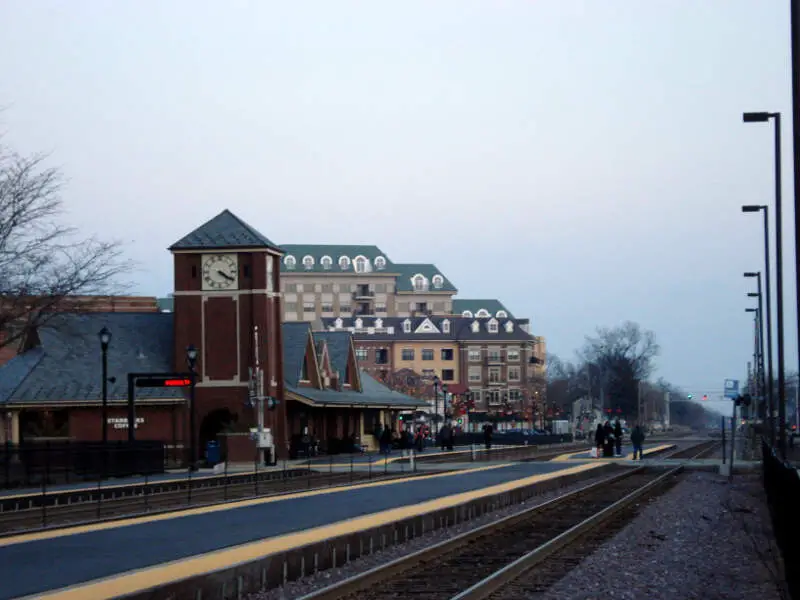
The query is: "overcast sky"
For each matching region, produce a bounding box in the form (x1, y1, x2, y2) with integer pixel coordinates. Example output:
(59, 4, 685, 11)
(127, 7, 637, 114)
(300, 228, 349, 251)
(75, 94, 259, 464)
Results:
(1, 1, 796, 412)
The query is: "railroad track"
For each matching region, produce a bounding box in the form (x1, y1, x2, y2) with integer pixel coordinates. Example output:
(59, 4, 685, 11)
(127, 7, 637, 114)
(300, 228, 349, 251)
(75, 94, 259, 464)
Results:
(298, 458, 702, 600)
(0, 470, 424, 535)
(667, 439, 719, 459)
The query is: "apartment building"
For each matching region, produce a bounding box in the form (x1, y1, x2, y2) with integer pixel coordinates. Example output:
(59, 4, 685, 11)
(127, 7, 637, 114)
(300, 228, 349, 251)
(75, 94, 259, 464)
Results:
(321, 315, 544, 418)
(278, 244, 457, 322)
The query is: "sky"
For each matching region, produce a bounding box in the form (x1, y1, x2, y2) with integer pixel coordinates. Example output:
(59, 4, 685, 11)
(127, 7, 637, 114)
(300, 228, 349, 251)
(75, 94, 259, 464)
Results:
(0, 1, 797, 415)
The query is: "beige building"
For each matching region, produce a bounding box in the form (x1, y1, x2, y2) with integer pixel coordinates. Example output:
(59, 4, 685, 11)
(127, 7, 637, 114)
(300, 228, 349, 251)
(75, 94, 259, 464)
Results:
(392, 340, 460, 385)
(278, 244, 457, 322)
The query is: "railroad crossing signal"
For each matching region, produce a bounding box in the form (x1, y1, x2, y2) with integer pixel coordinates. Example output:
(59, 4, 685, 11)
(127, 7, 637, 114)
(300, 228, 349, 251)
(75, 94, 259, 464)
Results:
(687, 394, 693, 399)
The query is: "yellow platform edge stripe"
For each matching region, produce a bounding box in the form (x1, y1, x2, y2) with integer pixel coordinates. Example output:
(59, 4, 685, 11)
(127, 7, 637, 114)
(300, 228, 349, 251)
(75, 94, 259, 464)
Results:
(30, 461, 604, 600)
(0, 462, 515, 548)
(551, 443, 675, 462)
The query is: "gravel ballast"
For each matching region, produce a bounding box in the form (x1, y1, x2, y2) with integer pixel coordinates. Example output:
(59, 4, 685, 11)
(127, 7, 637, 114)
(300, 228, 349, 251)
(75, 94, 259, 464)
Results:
(541, 471, 787, 600)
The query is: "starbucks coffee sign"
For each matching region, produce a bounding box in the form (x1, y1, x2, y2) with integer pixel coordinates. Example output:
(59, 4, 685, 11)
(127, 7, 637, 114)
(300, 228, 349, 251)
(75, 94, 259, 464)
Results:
(107, 417, 145, 430)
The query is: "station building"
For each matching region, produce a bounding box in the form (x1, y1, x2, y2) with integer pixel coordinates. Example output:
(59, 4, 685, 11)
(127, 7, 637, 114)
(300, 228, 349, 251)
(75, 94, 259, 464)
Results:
(0, 210, 424, 459)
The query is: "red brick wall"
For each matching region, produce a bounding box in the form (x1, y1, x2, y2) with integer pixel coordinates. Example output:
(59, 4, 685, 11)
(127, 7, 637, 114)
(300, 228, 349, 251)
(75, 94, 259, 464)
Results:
(204, 296, 238, 380)
(68, 405, 185, 443)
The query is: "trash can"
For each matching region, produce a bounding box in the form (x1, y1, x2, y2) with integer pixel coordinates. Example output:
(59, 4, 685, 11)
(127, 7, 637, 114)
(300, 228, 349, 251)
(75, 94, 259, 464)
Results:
(205, 441, 220, 467)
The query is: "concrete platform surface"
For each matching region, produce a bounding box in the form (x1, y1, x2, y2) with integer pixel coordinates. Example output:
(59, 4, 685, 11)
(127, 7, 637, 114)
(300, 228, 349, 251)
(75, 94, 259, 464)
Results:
(0, 461, 589, 600)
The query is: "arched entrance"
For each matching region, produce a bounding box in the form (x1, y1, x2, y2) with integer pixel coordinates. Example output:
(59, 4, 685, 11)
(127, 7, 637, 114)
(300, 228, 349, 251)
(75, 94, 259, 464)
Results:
(198, 408, 236, 458)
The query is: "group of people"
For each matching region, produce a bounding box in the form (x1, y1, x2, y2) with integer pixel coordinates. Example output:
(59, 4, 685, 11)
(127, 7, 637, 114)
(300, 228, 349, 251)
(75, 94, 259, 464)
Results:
(594, 419, 646, 460)
(374, 423, 431, 454)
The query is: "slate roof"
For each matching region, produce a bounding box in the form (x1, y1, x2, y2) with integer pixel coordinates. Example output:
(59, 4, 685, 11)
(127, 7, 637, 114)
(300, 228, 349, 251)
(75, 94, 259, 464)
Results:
(169, 210, 282, 252)
(282, 322, 313, 387)
(313, 331, 352, 378)
(321, 316, 536, 343)
(278, 244, 395, 274)
(0, 313, 183, 405)
(452, 299, 514, 319)
(393, 263, 457, 293)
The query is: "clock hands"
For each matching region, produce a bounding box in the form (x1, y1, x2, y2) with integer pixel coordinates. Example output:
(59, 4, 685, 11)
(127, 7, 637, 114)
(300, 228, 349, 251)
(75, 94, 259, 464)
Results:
(217, 270, 234, 282)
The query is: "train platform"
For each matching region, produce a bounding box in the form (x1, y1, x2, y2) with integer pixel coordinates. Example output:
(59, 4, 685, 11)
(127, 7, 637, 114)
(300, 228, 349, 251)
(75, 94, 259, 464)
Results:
(550, 443, 675, 461)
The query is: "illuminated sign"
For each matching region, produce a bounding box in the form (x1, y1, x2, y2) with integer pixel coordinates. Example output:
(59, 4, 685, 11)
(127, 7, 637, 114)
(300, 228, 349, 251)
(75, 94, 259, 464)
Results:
(107, 417, 144, 430)
(135, 377, 192, 388)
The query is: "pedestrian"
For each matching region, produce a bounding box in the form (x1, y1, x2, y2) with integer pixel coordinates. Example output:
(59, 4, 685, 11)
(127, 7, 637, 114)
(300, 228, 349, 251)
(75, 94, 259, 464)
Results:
(483, 422, 494, 450)
(631, 424, 645, 460)
(603, 421, 614, 457)
(614, 419, 623, 457)
(594, 423, 605, 457)
(380, 423, 392, 455)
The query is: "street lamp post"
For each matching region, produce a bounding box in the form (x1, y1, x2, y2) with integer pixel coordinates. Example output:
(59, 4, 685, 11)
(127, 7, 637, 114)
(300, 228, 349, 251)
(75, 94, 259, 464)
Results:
(186, 344, 198, 470)
(746, 286, 766, 417)
(746, 307, 761, 421)
(98, 327, 112, 445)
(432, 375, 440, 436)
(743, 110, 786, 458)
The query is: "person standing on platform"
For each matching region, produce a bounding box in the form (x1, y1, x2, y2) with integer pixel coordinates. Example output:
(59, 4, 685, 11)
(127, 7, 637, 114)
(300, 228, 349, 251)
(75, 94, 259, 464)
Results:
(631, 424, 645, 460)
(603, 421, 615, 457)
(614, 419, 623, 457)
(594, 423, 605, 457)
(483, 422, 494, 450)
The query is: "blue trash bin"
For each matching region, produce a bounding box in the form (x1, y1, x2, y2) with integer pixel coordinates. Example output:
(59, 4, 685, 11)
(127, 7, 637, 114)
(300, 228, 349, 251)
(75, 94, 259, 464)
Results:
(205, 441, 220, 466)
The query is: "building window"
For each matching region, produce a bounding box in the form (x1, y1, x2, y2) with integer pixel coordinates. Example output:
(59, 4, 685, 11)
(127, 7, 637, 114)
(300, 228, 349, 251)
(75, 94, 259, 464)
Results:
(375, 349, 389, 364)
(284, 255, 296, 269)
(440, 348, 454, 361)
(489, 367, 501, 383)
(468, 366, 482, 382)
(505, 321, 514, 333)
(354, 317, 363, 329)
(403, 319, 411, 333)
(488, 319, 499, 333)
(334, 317, 343, 329)
(321, 303, 333, 313)
(507, 349, 520, 362)
(339, 256, 350, 270)
(488, 349, 501, 362)
(285, 283, 297, 293)
(508, 388, 521, 402)
(340, 304, 351, 313)
(284, 302, 297, 312)
(303, 302, 315, 313)
(422, 349, 434, 361)
(356, 348, 369, 361)
(321, 283, 333, 293)
(487, 390, 501, 405)
(354, 256, 369, 273)
(321, 256, 333, 270)
(476, 309, 490, 318)
(375, 304, 387, 313)
(302, 255, 314, 270)
(432, 274, 444, 289)
(468, 347, 481, 362)
(375, 318, 384, 329)
(442, 369, 455, 381)
(401, 348, 415, 361)
(375, 256, 386, 270)
(471, 321, 480, 333)
(497, 310, 508, 318)
(442, 319, 451, 334)
(508, 366, 521, 381)
(462, 310, 473, 318)
(412, 274, 427, 292)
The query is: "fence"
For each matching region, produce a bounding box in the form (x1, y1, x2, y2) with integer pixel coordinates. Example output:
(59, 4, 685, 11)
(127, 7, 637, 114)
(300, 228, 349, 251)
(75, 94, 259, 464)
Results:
(0, 441, 165, 490)
(761, 439, 800, 599)
(457, 432, 573, 446)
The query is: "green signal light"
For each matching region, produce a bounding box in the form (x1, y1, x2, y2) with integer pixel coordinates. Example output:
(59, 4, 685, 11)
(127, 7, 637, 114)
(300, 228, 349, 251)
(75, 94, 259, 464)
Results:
(687, 394, 693, 399)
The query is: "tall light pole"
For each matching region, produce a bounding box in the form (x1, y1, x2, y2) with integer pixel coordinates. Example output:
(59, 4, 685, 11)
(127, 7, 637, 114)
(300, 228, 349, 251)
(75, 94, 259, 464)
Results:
(746, 307, 760, 421)
(186, 344, 198, 470)
(742, 110, 786, 457)
(98, 327, 111, 445)
(746, 281, 767, 423)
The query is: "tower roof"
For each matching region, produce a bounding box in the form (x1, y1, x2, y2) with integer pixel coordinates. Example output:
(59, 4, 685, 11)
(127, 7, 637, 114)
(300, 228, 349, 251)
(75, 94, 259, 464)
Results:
(169, 210, 282, 252)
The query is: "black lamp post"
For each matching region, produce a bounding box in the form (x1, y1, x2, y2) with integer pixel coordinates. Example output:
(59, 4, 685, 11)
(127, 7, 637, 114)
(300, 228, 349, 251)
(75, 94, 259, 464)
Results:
(742, 110, 786, 457)
(746, 286, 767, 422)
(432, 375, 440, 435)
(186, 344, 198, 469)
(98, 327, 111, 445)
(442, 383, 449, 421)
(745, 307, 761, 421)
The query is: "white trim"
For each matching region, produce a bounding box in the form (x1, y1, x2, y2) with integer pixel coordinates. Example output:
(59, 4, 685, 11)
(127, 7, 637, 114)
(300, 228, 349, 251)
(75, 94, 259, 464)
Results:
(414, 318, 440, 334)
(173, 289, 280, 297)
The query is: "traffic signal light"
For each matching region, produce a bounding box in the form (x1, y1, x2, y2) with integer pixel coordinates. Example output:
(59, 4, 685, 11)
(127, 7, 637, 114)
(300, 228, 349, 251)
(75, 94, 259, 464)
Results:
(457, 417, 463, 425)
(687, 394, 693, 399)
(702, 395, 708, 401)
(266, 397, 279, 410)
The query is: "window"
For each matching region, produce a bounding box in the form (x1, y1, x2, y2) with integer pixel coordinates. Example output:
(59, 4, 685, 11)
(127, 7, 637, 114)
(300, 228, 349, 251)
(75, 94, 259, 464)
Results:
(476, 309, 490, 318)
(375, 304, 387, 313)
(508, 389, 521, 402)
(471, 321, 480, 333)
(468, 347, 481, 362)
(507, 349, 520, 362)
(375, 318, 384, 329)
(321, 303, 333, 313)
(488, 349, 501, 362)
(321, 256, 333, 270)
(422, 349, 434, 361)
(488, 319, 499, 333)
(284, 255, 296, 269)
(508, 366, 521, 381)
(334, 318, 343, 329)
(302, 255, 314, 270)
(401, 348, 415, 361)
(489, 367, 501, 383)
(266, 256, 274, 292)
(284, 302, 297, 312)
(354, 318, 363, 329)
(402, 319, 411, 333)
(339, 256, 350, 270)
(340, 304, 351, 313)
(321, 283, 333, 293)
(412, 275, 427, 292)
(468, 366, 482, 382)
(505, 321, 514, 333)
(375, 256, 386, 270)
(441, 348, 454, 361)
(375, 349, 389, 364)
(356, 348, 369, 361)
(462, 310, 473, 318)
(303, 302, 315, 313)
(285, 283, 298, 293)
(497, 310, 508, 318)
(487, 390, 501, 405)
(354, 256, 369, 273)
(432, 274, 444, 289)
(442, 369, 455, 382)
(442, 319, 451, 334)
(374, 283, 387, 293)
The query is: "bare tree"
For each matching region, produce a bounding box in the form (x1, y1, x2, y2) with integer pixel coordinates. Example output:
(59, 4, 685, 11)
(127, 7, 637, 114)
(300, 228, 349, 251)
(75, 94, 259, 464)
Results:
(0, 143, 130, 350)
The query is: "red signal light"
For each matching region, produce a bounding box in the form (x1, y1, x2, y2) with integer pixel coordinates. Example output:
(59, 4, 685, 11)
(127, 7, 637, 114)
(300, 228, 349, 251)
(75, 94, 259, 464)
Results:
(702, 395, 708, 401)
(164, 378, 192, 387)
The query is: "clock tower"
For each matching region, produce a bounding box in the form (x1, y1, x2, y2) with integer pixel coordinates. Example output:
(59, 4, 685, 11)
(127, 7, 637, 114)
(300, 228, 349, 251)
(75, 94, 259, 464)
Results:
(168, 210, 287, 460)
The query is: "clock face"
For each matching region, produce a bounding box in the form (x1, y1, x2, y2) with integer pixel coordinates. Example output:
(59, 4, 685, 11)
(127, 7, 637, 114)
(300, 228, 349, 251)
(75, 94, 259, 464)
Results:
(202, 254, 238, 290)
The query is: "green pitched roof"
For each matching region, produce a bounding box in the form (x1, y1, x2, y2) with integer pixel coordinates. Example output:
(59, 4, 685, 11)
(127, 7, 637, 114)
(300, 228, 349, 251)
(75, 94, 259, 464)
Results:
(452, 299, 514, 319)
(169, 210, 282, 252)
(278, 244, 395, 273)
(393, 263, 457, 293)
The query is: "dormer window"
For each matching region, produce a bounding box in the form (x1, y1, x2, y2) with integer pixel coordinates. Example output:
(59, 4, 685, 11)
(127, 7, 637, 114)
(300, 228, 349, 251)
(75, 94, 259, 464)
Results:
(355, 317, 363, 329)
(497, 310, 508, 318)
(442, 319, 451, 334)
(488, 318, 499, 333)
(334, 317, 343, 329)
(432, 274, 444, 289)
(302, 255, 314, 270)
(284, 255, 296, 270)
(403, 319, 412, 333)
(505, 321, 514, 333)
(476, 309, 490, 318)
(339, 256, 351, 270)
(375, 318, 384, 329)
(412, 274, 428, 292)
(321, 256, 333, 270)
(462, 310, 473, 318)
(375, 256, 386, 270)
(354, 256, 369, 273)
(471, 321, 480, 333)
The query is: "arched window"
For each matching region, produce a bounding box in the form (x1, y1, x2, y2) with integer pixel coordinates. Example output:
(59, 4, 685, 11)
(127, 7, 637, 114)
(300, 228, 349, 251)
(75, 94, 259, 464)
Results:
(339, 256, 351, 270)
(488, 318, 499, 333)
(321, 256, 333, 270)
(442, 319, 451, 334)
(476, 309, 490, 318)
(355, 318, 363, 329)
(505, 321, 514, 333)
(496, 310, 508, 319)
(412, 274, 427, 292)
(375, 318, 384, 329)
(354, 256, 369, 273)
(462, 310, 473, 318)
(302, 255, 314, 270)
(334, 317, 343, 329)
(471, 321, 480, 333)
(432, 274, 444, 289)
(284, 255, 296, 269)
(375, 256, 386, 270)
